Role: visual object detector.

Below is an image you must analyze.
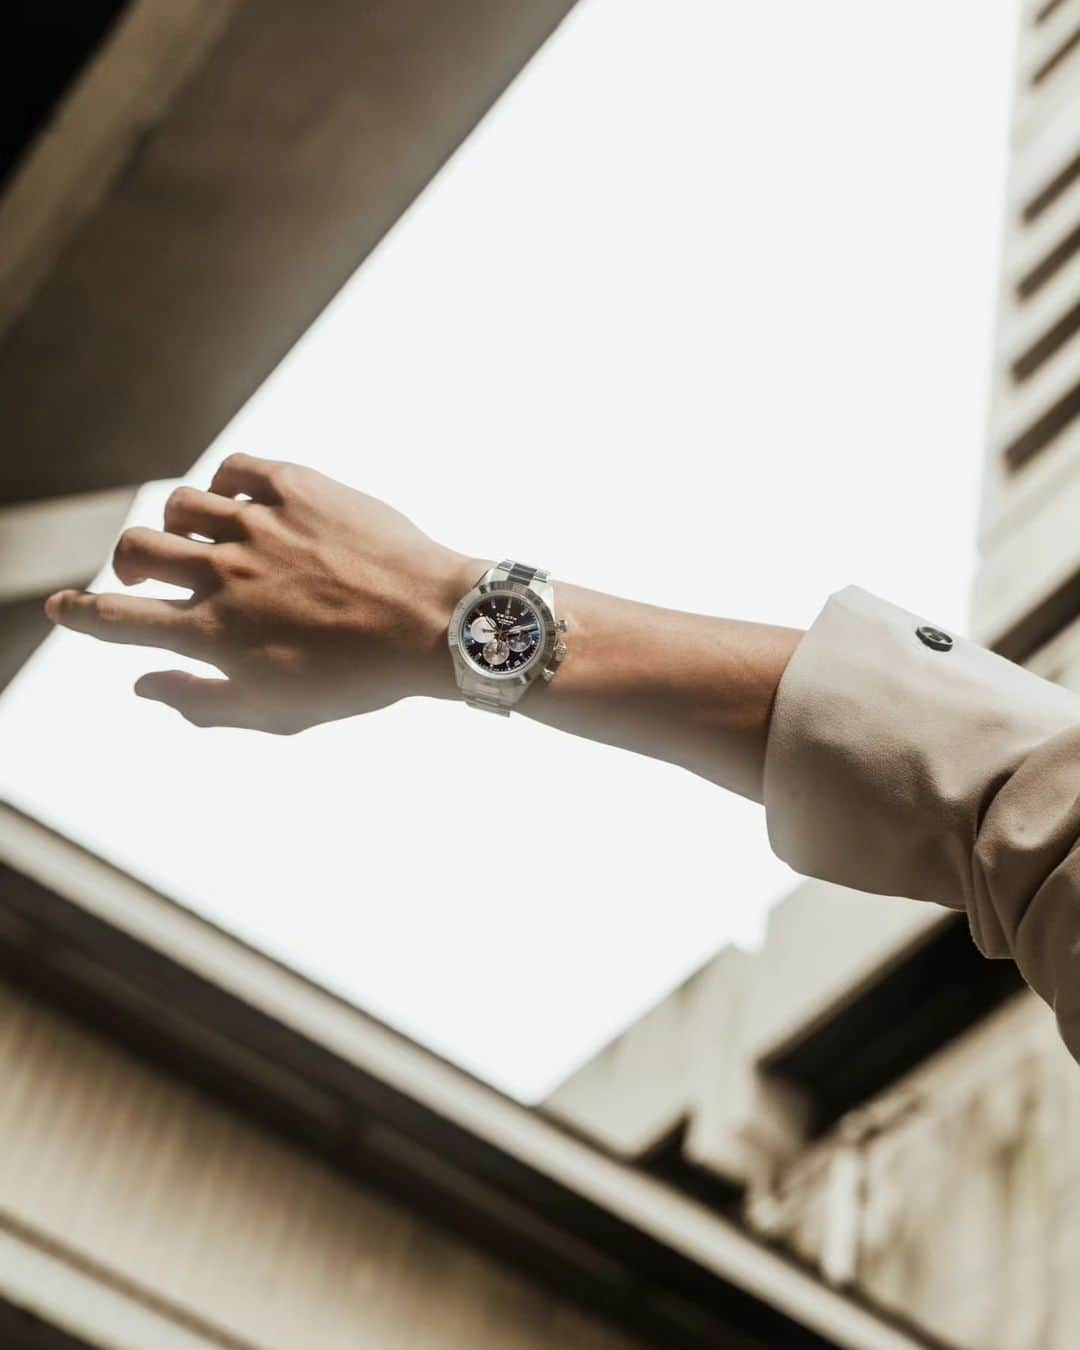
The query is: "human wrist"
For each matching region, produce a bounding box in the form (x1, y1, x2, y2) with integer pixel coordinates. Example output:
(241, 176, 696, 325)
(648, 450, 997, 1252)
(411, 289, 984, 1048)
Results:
(404, 548, 490, 699)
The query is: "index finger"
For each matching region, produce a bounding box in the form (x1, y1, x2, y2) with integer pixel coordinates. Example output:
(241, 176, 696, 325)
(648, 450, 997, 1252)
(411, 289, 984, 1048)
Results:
(44, 589, 208, 659)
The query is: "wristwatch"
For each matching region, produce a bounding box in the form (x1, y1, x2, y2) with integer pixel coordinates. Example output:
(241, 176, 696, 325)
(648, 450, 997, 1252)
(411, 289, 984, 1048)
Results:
(448, 560, 567, 715)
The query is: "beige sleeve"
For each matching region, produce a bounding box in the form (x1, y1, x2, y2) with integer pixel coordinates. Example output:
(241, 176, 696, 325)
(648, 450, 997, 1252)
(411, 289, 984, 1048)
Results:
(762, 584, 1080, 1057)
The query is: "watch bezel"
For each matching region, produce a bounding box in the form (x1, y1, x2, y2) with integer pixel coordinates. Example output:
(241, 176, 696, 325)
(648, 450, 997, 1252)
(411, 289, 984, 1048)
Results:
(448, 579, 558, 686)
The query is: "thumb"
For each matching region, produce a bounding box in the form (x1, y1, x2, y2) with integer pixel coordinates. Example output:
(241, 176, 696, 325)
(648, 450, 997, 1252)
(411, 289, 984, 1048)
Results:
(135, 670, 251, 729)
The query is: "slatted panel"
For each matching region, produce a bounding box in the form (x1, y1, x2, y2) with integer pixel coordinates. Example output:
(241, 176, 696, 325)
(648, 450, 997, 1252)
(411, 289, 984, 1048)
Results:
(0, 979, 636, 1350)
(975, 0, 1080, 659)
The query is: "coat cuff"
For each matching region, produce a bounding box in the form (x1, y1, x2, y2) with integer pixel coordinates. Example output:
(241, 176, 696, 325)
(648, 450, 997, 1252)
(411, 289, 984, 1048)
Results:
(761, 584, 1080, 957)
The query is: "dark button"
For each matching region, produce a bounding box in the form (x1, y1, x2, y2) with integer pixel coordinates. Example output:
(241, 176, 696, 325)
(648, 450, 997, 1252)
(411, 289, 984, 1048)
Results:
(916, 625, 953, 652)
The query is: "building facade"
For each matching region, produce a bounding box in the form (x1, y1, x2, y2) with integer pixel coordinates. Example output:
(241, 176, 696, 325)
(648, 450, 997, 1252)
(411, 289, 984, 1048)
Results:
(549, 3, 1080, 1346)
(0, 804, 917, 1350)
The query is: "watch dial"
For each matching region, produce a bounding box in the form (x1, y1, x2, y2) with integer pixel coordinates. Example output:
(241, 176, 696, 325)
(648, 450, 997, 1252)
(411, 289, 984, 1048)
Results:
(462, 594, 543, 674)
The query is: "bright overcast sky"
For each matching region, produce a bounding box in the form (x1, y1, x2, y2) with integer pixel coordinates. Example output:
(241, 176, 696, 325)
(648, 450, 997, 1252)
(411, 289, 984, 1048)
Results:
(0, 0, 1019, 1100)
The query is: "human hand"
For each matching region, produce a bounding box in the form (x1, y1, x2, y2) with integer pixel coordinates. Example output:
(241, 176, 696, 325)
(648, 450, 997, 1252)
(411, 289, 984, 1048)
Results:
(45, 454, 481, 733)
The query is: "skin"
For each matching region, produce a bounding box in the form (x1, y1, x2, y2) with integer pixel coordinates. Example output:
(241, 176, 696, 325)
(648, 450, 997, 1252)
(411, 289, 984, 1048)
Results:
(44, 454, 804, 804)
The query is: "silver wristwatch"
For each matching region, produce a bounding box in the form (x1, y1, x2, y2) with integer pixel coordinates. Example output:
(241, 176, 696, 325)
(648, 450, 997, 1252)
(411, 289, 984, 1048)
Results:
(448, 559, 567, 715)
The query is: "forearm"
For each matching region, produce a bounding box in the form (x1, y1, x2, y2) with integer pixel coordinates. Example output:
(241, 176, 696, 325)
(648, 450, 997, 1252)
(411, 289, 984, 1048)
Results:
(436, 556, 804, 803)
(45, 456, 802, 791)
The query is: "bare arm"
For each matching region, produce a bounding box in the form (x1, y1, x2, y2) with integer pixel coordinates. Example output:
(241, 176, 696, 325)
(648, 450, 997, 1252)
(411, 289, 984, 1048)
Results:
(45, 455, 802, 802)
(513, 577, 802, 801)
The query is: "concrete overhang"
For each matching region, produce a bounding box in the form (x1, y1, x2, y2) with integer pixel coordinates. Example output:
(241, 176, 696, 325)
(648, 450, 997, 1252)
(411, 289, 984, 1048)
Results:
(0, 802, 934, 1350)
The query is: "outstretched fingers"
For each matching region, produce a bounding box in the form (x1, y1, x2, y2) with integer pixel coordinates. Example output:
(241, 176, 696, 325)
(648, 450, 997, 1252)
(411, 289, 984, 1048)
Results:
(134, 671, 253, 729)
(163, 486, 248, 542)
(45, 590, 209, 658)
(112, 526, 216, 589)
(209, 453, 285, 504)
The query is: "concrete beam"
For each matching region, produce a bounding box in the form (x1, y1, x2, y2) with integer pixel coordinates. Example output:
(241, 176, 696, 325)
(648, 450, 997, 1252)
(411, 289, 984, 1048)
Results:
(0, 0, 246, 344)
(0, 487, 134, 606)
(0, 0, 578, 507)
(0, 803, 929, 1350)
(0, 486, 135, 695)
(0, 1215, 224, 1350)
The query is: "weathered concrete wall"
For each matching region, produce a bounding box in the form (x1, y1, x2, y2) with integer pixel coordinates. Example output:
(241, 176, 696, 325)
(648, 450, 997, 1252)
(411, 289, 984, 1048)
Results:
(544, 880, 950, 1187)
(747, 993, 1080, 1350)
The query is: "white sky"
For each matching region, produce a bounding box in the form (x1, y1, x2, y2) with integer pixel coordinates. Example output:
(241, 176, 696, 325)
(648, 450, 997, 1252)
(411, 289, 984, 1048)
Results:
(0, 0, 1020, 1101)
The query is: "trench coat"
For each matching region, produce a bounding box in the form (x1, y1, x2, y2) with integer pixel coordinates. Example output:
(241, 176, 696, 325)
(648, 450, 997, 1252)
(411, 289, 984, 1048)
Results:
(762, 584, 1080, 1060)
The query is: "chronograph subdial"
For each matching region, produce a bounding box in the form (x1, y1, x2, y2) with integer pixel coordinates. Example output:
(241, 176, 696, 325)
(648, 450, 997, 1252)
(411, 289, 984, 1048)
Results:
(507, 629, 533, 653)
(482, 637, 510, 666)
(467, 615, 497, 644)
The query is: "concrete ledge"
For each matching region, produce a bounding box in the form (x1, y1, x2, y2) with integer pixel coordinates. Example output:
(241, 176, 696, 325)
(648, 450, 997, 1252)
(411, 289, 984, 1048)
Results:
(0, 0, 578, 507)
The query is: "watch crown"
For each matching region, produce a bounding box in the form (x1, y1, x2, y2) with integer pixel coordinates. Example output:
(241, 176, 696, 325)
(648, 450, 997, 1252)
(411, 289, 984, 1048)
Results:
(556, 619, 568, 633)
(553, 641, 567, 661)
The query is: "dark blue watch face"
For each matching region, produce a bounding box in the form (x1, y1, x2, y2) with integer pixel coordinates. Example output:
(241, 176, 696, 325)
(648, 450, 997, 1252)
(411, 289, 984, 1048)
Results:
(463, 594, 542, 673)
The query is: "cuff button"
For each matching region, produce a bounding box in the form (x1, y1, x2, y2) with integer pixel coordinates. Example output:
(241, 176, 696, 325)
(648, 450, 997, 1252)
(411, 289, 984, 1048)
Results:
(916, 625, 953, 652)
